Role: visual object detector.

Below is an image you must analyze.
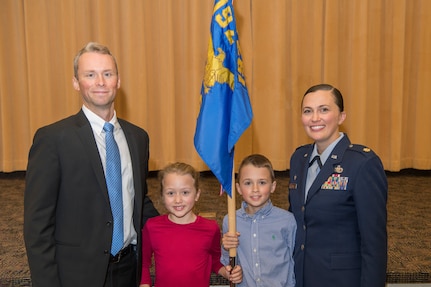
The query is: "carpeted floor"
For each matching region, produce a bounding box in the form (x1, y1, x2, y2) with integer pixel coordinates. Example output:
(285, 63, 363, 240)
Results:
(0, 169, 430, 286)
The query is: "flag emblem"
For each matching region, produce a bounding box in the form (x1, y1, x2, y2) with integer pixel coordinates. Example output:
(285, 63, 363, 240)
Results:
(194, 0, 253, 197)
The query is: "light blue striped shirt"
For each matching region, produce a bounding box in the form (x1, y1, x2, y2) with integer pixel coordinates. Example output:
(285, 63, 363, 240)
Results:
(222, 200, 297, 287)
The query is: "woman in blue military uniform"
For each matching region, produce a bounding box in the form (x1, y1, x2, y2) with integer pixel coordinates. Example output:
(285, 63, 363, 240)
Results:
(288, 84, 387, 287)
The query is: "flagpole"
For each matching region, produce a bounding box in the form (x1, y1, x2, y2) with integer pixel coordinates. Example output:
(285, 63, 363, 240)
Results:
(193, 2, 252, 286)
(228, 163, 236, 287)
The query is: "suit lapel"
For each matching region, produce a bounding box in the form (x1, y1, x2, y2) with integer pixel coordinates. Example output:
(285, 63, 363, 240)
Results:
(74, 111, 110, 204)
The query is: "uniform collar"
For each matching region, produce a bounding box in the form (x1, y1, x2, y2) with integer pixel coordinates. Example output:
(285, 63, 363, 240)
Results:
(311, 132, 344, 165)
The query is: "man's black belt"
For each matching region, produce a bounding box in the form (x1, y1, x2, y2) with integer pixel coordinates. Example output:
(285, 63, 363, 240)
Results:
(110, 245, 135, 263)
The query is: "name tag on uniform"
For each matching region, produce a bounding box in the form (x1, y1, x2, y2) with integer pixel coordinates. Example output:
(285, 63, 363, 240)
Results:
(289, 183, 298, 190)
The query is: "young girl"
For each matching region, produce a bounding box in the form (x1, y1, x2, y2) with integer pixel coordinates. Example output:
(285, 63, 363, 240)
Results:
(140, 162, 242, 287)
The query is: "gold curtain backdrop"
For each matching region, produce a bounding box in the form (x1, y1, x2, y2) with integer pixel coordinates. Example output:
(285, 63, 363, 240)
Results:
(1, 0, 430, 173)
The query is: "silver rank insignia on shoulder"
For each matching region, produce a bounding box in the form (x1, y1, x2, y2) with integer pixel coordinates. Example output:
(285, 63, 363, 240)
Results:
(334, 165, 343, 173)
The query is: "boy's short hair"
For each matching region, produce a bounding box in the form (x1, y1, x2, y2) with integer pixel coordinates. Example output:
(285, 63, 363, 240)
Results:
(237, 154, 275, 182)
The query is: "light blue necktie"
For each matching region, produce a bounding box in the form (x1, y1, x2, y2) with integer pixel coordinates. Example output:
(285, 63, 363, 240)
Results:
(103, 122, 124, 256)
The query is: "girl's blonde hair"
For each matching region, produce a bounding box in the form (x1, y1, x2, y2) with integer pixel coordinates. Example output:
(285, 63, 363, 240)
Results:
(158, 162, 200, 195)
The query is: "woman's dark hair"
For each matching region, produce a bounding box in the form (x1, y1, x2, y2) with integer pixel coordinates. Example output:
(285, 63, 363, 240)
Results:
(302, 84, 344, 112)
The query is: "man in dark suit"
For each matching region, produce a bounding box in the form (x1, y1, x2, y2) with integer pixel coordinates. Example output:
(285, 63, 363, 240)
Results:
(24, 42, 159, 287)
(288, 84, 387, 287)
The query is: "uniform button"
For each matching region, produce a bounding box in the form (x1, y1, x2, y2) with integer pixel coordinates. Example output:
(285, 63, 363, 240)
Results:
(301, 206, 305, 212)
(301, 244, 305, 250)
(106, 221, 112, 226)
(303, 225, 306, 231)
(104, 250, 109, 254)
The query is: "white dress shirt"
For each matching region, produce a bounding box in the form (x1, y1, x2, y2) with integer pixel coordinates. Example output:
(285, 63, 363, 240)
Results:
(82, 105, 137, 247)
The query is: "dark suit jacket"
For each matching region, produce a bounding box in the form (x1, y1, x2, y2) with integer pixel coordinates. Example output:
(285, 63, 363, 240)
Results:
(288, 135, 387, 287)
(24, 110, 159, 287)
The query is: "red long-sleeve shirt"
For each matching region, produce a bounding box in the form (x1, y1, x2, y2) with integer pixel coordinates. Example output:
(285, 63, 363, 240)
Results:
(141, 214, 224, 287)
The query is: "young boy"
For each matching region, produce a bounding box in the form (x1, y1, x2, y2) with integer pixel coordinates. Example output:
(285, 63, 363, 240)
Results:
(222, 154, 297, 287)
(140, 162, 242, 287)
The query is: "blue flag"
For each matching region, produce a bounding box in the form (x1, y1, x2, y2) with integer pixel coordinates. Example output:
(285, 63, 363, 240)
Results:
(194, 0, 253, 197)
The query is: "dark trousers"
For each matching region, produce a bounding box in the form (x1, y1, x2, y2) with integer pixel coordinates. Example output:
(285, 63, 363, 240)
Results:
(104, 246, 137, 287)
